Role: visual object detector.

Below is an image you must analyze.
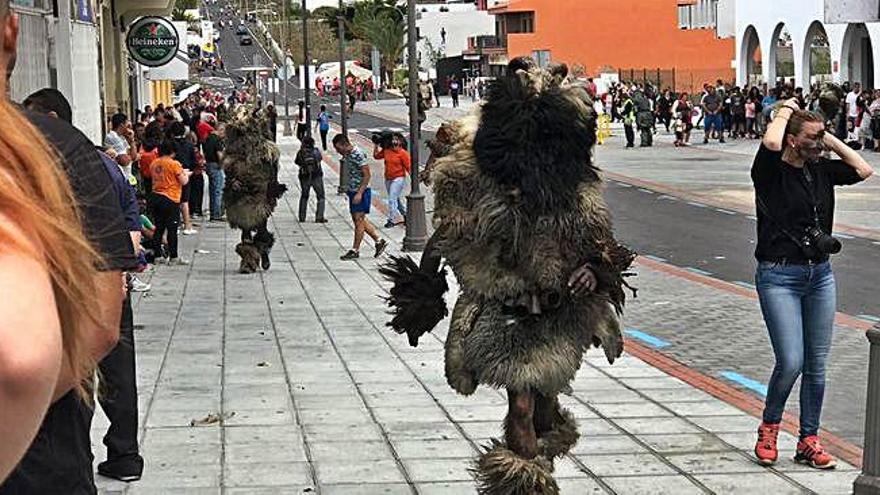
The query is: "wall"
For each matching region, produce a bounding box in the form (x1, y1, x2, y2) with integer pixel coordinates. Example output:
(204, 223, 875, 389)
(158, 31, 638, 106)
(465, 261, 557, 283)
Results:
(502, 0, 734, 90)
(417, 6, 495, 68)
(9, 10, 51, 102)
(824, 0, 879, 23)
(70, 22, 103, 142)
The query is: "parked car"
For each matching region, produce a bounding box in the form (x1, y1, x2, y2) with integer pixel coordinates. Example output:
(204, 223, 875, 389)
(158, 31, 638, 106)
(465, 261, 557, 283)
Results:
(240, 35, 252, 46)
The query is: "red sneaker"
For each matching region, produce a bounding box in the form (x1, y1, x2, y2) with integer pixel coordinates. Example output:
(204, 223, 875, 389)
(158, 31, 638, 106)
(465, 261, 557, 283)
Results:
(795, 435, 837, 469)
(754, 422, 780, 465)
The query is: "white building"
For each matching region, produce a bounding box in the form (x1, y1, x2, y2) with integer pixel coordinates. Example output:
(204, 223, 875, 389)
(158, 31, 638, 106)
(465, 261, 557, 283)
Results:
(734, 0, 880, 88)
(416, 1, 494, 71)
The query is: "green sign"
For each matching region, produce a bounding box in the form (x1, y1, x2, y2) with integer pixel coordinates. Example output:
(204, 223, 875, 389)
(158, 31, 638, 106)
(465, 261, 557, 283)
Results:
(127, 17, 179, 67)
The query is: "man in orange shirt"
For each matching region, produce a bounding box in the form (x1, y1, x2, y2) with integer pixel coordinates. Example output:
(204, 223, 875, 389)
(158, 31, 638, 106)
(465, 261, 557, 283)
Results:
(149, 141, 191, 265)
(373, 133, 411, 228)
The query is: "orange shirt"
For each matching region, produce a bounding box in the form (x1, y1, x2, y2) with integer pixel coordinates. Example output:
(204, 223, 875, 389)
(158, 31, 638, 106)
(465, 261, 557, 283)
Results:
(150, 156, 184, 203)
(139, 147, 159, 179)
(373, 147, 411, 180)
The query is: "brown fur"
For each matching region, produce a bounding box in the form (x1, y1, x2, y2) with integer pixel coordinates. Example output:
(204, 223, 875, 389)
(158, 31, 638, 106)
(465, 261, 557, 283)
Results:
(537, 407, 579, 460)
(236, 242, 261, 274)
(472, 440, 559, 495)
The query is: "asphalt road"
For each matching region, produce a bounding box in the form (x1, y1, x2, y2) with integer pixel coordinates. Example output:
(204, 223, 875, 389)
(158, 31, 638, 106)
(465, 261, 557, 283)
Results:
(210, 4, 879, 446)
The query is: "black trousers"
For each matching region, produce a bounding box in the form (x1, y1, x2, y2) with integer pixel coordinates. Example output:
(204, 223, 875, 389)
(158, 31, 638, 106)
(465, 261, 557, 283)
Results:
(241, 219, 269, 243)
(624, 123, 635, 147)
(98, 293, 140, 465)
(188, 173, 204, 216)
(319, 129, 328, 151)
(152, 194, 180, 259)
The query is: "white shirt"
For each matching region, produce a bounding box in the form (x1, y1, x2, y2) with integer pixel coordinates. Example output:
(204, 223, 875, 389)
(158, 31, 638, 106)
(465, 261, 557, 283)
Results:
(846, 91, 860, 118)
(104, 130, 129, 155)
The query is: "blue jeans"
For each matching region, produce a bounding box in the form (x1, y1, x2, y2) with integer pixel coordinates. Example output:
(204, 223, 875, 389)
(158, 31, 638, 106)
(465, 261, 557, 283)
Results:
(385, 177, 407, 222)
(206, 162, 225, 220)
(755, 260, 836, 438)
(704, 113, 724, 137)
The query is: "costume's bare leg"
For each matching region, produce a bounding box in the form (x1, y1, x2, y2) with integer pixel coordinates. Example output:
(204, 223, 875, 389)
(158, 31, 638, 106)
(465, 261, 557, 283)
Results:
(505, 389, 538, 459)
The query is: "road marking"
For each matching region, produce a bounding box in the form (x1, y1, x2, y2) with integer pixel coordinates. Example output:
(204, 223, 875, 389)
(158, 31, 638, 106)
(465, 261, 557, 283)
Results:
(872, 241, 880, 246)
(720, 371, 768, 396)
(746, 215, 758, 221)
(687, 201, 708, 208)
(858, 314, 880, 323)
(616, 182, 632, 188)
(642, 254, 667, 263)
(733, 281, 756, 291)
(637, 188, 655, 194)
(658, 195, 679, 201)
(834, 233, 855, 240)
(715, 208, 737, 215)
(624, 329, 670, 349)
(683, 266, 713, 276)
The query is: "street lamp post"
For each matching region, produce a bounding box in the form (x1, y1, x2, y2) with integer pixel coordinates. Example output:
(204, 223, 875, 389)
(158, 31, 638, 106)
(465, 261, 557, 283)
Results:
(336, 0, 348, 194)
(282, 0, 292, 136)
(402, 0, 427, 251)
(854, 325, 880, 495)
(301, 0, 312, 138)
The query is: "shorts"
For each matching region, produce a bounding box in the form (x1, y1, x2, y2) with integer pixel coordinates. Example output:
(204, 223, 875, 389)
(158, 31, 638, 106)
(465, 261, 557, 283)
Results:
(180, 183, 191, 203)
(347, 188, 372, 214)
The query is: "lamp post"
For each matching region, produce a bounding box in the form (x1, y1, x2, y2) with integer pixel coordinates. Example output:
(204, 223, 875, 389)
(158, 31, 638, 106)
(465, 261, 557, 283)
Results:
(336, 0, 348, 194)
(282, 0, 292, 135)
(402, 0, 427, 252)
(301, 0, 312, 138)
(854, 325, 880, 495)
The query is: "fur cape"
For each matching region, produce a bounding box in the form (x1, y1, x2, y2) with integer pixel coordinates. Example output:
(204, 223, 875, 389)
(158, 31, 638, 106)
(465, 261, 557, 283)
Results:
(384, 68, 635, 396)
(222, 106, 287, 231)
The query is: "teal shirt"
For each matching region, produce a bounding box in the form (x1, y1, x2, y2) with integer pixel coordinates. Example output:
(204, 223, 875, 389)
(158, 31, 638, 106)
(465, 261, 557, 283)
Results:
(344, 147, 368, 191)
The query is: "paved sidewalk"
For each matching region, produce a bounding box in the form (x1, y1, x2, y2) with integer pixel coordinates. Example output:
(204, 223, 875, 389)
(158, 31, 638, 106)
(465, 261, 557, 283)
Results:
(90, 133, 862, 494)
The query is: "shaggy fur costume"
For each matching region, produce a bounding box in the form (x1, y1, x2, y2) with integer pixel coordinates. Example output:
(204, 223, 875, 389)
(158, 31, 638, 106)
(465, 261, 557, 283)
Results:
(382, 66, 635, 494)
(222, 106, 287, 272)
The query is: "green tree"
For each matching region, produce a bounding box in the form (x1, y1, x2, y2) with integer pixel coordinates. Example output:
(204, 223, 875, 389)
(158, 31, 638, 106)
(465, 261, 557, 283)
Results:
(350, 0, 406, 87)
(171, 0, 198, 21)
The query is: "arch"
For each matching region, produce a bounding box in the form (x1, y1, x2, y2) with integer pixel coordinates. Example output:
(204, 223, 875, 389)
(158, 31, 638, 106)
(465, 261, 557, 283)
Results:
(767, 22, 787, 85)
(740, 25, 762, 85)
(803, 21, 831, 87)
(841, 23, 874, 87)
(770, 22, 794, 85)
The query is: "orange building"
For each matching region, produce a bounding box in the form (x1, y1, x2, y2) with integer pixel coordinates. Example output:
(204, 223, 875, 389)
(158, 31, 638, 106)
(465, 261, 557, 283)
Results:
(465, 0, 735, 93)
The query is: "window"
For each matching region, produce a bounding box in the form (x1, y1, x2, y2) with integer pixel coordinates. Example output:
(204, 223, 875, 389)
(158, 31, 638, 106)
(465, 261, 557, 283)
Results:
(506, 12, 535, 34)
(532, 49, 550, 68)
(678, 0, 717, 29)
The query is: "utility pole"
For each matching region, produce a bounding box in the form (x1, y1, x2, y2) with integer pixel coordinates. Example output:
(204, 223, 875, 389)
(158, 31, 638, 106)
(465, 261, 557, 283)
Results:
(301, 0, 312, 138)
(337, 0, 348, 194)
(282, 0, 292, 135)
(402, 0, 427, 251)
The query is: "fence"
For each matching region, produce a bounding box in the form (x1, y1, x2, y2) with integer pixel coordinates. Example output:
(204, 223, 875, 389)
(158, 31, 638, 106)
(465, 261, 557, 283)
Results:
(618, 67, 736, 95)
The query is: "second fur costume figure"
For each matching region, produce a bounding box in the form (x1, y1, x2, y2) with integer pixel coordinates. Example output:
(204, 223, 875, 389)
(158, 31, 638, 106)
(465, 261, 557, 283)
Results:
(381, 60, 636, 494)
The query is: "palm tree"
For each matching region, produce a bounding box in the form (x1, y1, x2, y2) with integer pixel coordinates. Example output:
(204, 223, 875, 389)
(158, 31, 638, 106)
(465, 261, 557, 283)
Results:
(350, 0, 406, 87)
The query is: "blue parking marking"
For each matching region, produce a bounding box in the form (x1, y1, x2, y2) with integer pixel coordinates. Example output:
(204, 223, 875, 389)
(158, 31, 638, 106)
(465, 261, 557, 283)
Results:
(733, 281, 756, 290)
(684, 267, 713, 276)
(720, 371, 768, 396)
(625, 329, 671, 349)
(643, 254, 668, 263)
(835, 233, 855, 240)
(858, 314, 880, 323)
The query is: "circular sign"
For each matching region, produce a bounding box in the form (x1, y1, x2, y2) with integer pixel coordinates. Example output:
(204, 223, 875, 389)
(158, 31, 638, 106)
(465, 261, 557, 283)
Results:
(127, 17, 179, 67)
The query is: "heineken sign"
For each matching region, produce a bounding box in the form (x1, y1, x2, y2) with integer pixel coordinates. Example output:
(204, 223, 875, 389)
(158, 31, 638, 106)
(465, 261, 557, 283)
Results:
(127, 17, 179, 67)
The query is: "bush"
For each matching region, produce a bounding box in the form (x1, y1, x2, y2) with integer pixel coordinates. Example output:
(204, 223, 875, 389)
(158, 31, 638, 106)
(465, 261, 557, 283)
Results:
(393, 68, 408, 89)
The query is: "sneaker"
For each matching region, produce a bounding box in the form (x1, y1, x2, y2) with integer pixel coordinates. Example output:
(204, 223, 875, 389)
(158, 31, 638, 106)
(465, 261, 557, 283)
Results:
(719, 138, 726, 143)
(795, 435, 837, 469)
(703, 138, 710, 144)
(169, 258, 190, 266)
(374, 239, 388, 258)
(181, 228, 198, 235)
(129, 276, 151, 292)
(315, 218, 328, 223)
(384, 220, 396, 228)
(97, 456, 143, 482)
(754, 422, 780, 465)
(340, 250, 359, 260)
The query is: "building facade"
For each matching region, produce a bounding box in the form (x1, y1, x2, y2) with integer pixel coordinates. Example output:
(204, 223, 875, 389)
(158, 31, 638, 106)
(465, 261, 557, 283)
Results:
(735, 0, 880, 89)
(463, 0, 735, 92)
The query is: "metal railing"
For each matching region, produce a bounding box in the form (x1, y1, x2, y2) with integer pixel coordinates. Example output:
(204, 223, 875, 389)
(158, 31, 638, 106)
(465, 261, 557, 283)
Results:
(855, 324, 880, 494)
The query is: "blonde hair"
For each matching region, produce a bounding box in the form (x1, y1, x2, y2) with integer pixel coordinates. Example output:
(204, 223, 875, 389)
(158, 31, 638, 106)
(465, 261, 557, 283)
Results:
(0, 98, 101, 398)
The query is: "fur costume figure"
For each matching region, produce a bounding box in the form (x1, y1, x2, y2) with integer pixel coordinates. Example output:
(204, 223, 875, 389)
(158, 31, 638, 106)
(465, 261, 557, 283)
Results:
(381, 60, 635, 494)
(222, 105, 287, 273)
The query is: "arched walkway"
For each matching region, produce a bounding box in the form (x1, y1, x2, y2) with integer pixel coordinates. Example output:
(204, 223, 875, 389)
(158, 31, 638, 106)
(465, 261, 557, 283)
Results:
(740, 25, 762, 85)
(803, 21, 831, 87)
(841, 23, 874, 87)
(768, 22, 791, 85)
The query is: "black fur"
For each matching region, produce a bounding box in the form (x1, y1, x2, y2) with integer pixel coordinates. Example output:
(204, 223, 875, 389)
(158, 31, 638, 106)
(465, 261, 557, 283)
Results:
(379, 255, 450, 346)
(474, 73, 598, 214)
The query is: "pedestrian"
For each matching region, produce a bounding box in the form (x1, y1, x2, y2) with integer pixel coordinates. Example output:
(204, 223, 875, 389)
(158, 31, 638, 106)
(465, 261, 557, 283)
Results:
(2, 11, 138, 491)
(332, 133, 387, 260)
(745, 95, 758, 138)
(752, 99, 873, 469)
(449, 75, 460, 108)
(869, 89, 880, 151)
(656, 90, 672, 133)
(373, 132, 411, 228)
(845, 82, 861, 129)
(702, 85, 725, 144)
(266, 102, 278, 142)
(671, 92, 693, 146)
(730, 86, 747, 139)
(295, 135, 327, 223)
(620, 89, 636, 148)
(203, 123, 226, 221)
(168, 122, 198, 234)
(315, 104, 332, 151)
(296, 100, 307, 141)
(632, 87, 653, 147)
(150, 140, 192, 265)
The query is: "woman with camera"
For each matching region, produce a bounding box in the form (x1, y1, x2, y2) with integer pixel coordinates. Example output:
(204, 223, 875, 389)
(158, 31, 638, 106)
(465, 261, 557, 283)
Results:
(752, 98, 873, 469)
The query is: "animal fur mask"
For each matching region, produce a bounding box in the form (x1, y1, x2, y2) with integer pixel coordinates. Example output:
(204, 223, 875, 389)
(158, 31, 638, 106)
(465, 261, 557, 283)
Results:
(473, 68, 599, 213)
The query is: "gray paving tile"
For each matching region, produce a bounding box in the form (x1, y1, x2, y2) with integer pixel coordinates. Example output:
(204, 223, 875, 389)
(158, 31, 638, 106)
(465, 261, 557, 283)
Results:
(569, 435, 649, 455)
(663, 451, 765, 474)
(223, 461, 312, 487)
(224, 441, 308, 464)
(637, 432, 734, 454)
(602, 474, 705, 495)
(314, 459, 407, 484)
(694, 472, 805, 494)
(589, 401, 674, 418)
(402, 458, 473, 482)
(392, 438, 476, 459)
(134, 464, 221, 488)
(785, 470, 860, 494)
(575, 452, 676, 477)
(308, 440, 395, 463)
(612, 417, 703, 435)
(556, 477, 609, 494)
(415, 481, 477, 494)
(319, 483, 411, 495)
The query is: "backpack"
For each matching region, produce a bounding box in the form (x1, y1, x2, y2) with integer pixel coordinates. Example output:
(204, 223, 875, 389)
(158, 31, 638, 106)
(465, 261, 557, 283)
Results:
(297, 147, 320, 177)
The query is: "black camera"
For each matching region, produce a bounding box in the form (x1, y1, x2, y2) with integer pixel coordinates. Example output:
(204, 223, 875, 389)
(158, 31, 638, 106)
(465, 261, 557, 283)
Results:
(371, 130, 394, 148)
(802, 226, 842, 255)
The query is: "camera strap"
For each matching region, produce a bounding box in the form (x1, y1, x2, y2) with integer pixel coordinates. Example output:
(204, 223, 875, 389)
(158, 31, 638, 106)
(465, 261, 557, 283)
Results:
(755, 194, 812, 255)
